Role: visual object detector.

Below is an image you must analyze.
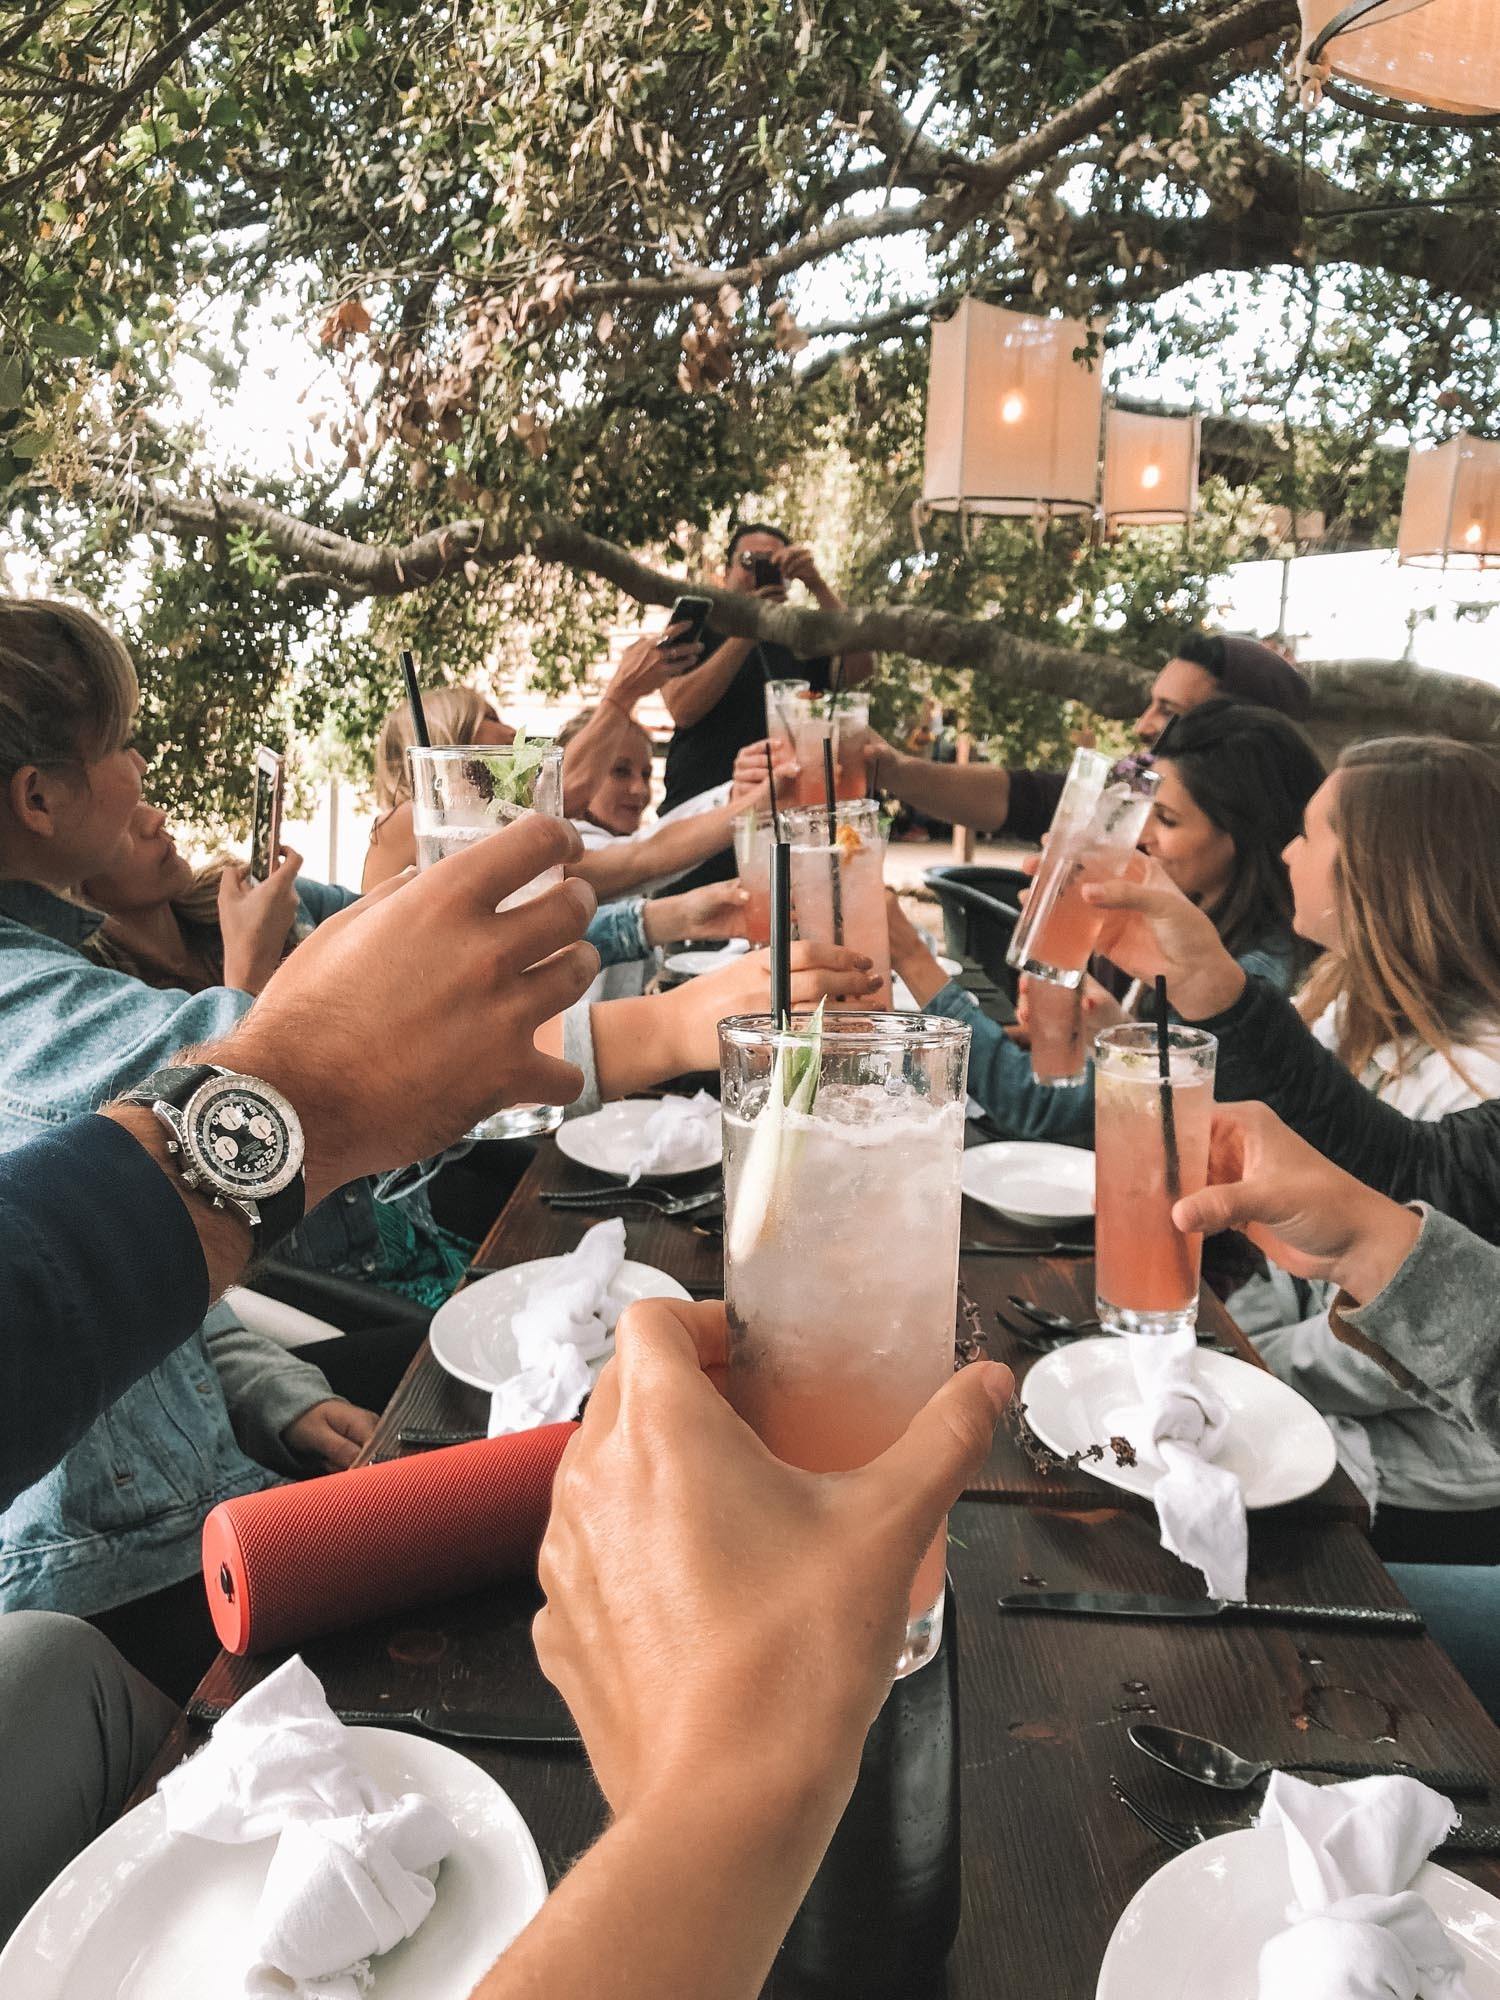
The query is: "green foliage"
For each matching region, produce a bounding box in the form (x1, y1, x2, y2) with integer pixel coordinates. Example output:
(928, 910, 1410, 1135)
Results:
(3, 0, 1496, 819)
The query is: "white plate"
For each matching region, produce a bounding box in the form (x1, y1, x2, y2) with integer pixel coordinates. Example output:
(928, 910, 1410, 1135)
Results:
(554, 1099, 721, 1180)
(0, 1727, 546, 2000)
(429, 1258, 692, 1394)
(663, 940, 752, 977)
(961, 1140, 1096, 1226)
(1097, 1824, 1500, 1999)
(1022, 1337, 1338, 1511)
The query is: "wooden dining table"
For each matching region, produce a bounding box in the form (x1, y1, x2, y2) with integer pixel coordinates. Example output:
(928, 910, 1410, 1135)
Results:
(141, 1131, 1500, 1997)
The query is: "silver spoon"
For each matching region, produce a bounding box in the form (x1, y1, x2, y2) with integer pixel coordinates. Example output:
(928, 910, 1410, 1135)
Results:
(1129, 1722, 1490, 1797)
(1007, 1296, 1099, 1334)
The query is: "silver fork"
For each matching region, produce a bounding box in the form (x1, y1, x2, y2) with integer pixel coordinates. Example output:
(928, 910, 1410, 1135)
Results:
(1110, 1777, 1500, 1855)
(543, 1186, 721, 1217)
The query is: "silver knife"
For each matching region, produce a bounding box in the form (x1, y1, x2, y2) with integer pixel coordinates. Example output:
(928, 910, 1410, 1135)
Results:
(188, 1697, 581, 1744)
(997, 1591, 1424, 1632)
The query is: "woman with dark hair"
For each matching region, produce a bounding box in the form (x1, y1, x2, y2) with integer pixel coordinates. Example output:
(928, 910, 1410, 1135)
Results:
(887, 697, 1326, 1143)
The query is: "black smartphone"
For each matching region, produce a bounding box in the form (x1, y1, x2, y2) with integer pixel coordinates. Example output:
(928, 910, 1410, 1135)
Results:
(751, 553, 780, 591)
(250, 745, 284, 883)
(666, 594, 713, 652)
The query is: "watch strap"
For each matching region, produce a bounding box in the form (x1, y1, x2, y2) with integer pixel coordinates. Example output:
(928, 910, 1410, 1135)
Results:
(122, 1062, 221, 1108)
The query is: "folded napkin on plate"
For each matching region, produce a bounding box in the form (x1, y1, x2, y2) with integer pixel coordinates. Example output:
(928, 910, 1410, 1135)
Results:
(489, 1217, 627, 1435)
(1107, 1329, 1247, 1601)
(159, 1656, 457, 2000)
(1257, 1771, 1468, 1999)
(626, 1090, 720, 1184)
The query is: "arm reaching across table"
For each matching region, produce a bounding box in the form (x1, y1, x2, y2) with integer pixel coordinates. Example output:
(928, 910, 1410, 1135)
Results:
(1, 818, 599, 1504)
(470, 1299, 1011, 2000)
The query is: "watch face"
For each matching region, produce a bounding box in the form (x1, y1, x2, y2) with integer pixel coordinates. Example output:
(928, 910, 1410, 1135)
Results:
(182, 1076, 302, 1198)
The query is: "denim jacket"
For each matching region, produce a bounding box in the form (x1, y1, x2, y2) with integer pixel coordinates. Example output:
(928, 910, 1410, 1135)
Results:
(0, 877, 413, 1614)
(928, 936, 1298, 1146)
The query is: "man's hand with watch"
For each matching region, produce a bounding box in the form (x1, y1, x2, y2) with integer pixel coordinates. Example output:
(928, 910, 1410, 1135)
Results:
(102, 812, 601, 1298)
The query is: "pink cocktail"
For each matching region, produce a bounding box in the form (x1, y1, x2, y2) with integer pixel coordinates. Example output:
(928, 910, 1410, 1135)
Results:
(1023, 974, 1086, 1087)
(1007, 750, 1159, 989)
(1094, 1024, 1217, 1337)
(720, 1011, 971, 1678)
(732, 810, 774, 947)
(787, 800, 892, 1007)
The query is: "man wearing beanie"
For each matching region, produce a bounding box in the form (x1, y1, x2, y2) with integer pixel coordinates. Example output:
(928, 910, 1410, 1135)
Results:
(866, 629, 1312, 842)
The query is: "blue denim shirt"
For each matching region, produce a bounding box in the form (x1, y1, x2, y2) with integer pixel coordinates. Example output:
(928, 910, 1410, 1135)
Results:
(929, 937, 1298, 1146)
(0, 877, 418, 1614)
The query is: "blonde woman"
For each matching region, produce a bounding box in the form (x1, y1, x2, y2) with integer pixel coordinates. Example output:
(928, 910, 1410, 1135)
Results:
(363, 686, 514, 890)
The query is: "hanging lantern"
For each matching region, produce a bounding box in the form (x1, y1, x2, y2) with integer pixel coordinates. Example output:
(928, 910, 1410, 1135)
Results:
(1398, 434, 1500, 569)
(1101, 408, 1200, 531)
(1298, 1, 1500, 119)
(920, 299, 1103, 533)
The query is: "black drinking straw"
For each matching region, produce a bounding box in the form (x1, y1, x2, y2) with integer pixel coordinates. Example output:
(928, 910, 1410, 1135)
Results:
(400, 648, 431, 749)
(820, 734, 845, 947)
(1154, 974, 1182, 1203)
(766, 745, 792, 1029)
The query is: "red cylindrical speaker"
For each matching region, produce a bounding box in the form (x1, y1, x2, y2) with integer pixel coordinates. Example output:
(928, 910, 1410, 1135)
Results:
(202, 1423, 578, 1655)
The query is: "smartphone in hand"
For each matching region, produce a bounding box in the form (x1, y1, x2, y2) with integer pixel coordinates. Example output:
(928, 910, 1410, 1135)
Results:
(250, 746, 284, 883)
(751, 554, 780, 592)
(667, 595, 713, 656)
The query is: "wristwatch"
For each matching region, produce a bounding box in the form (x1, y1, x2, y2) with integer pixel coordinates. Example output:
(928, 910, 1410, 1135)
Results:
(122, 1064, 307, 1254)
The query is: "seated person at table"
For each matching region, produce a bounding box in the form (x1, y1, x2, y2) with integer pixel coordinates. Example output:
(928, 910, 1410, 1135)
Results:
(887, 700, 1324, 1145)
(1088, 739, 1500, 1562)
(658, 522, 875, 813)
(1172, 1100, 1500, 1720)
(362, 626, 700, 891)
(0, 819, 598, 1943)
(860, 628, 1312, 842)
(362, 677, 762, 908)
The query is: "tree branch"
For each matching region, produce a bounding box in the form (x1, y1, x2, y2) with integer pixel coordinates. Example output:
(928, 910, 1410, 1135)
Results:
(127, 479, 1500, 745)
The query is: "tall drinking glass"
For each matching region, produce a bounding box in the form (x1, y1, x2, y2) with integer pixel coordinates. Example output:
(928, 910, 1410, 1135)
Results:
(1006, 751, 1160, 989)
(1023, 974, 1086, 1087)
(786, 799, 891, 1006)
(721, 1011, 971, 1678)
(766, 678, 811, 769)
(1094, 1024, 1217, 1337)
(787, 693, 834, 809)
(832, 695, 871, 801)
(408, 742, 566, 1141)
(732, 809, 774, 947)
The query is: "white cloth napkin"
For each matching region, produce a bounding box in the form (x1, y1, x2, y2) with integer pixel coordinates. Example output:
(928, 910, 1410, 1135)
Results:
(488, 1218, 627, 1435)
(158, 1656, 457, 1999)
(1256, 1771, 1469, 1999)
(625, 1090, 720, 1184)
(1107, 1329, 1248, 1601)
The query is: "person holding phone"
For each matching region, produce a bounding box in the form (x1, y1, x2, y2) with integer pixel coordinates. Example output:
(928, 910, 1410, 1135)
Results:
(657, 523, 876, 842)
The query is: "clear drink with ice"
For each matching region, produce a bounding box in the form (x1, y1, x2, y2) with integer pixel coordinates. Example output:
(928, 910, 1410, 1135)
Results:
(408, 742, 566, 1140)
(786, 800, 892, 1007)
(720, 1011, 971, 1679)
(1093, 1024, 1217, 1337)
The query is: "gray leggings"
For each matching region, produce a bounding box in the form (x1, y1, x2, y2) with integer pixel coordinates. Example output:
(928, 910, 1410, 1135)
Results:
(0, 1610, 177, 1944)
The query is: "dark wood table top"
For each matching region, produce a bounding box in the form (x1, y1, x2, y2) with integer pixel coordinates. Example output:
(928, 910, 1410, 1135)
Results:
(135, 1131, 1484, 1999)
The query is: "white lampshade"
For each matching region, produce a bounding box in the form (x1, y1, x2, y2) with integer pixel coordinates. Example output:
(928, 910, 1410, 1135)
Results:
(1102, 409, 1200, 529)
(1299, 0, 1500, 117)
(921, 298, 1103, 521)
(1398, 435, 1500, 569)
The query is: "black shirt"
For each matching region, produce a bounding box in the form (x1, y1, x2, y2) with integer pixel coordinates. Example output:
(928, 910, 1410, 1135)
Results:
(660, 638, 833, 817)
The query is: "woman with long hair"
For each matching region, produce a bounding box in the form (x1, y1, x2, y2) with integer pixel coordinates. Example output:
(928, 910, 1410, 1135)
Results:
(364, 686, 514, 889)
(888, 697, 1326, 1144)
(1079, 733, 1500, 1560)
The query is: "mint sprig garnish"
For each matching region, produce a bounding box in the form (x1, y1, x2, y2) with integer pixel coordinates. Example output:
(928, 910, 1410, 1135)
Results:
(479, 725, 550, 815)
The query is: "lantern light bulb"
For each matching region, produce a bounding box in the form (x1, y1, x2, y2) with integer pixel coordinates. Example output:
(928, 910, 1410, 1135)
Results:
(1000, 393, 1025, 424)
(1465, 521, 1484, 546)
(1140, 463, 1161, 490)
